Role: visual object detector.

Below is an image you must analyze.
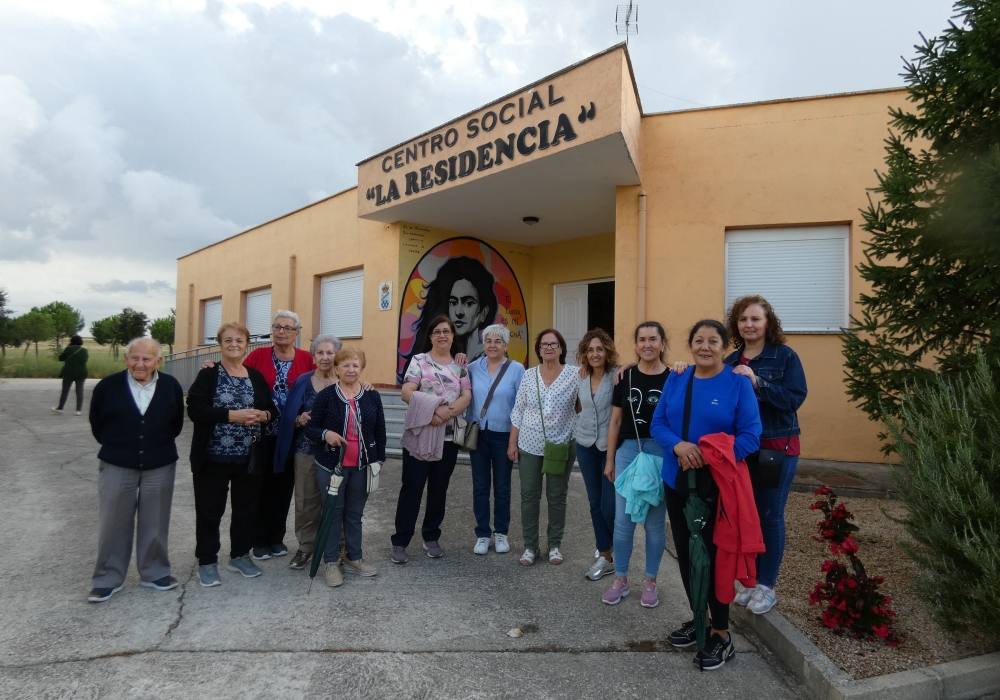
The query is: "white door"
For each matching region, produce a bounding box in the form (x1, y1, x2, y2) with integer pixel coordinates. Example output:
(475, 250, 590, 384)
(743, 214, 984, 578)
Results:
(553, 282, 588, 363)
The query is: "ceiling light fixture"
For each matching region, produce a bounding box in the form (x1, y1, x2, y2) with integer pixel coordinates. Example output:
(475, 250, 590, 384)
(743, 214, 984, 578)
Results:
(522, 216, 540, 226)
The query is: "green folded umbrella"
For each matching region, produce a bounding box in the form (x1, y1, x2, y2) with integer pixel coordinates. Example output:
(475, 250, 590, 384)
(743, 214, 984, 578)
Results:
(683, 469, 713, 653)
(308, 465, 344, 589)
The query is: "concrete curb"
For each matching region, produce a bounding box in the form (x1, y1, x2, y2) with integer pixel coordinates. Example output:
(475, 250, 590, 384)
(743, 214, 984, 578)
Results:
(732, 605, 1000, 699)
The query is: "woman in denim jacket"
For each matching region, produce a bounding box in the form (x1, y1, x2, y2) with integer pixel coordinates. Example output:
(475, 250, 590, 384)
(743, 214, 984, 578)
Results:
(724, 295, 807, 615)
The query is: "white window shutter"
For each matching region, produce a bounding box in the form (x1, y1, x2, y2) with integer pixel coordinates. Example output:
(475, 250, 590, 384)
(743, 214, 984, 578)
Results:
(725, 226, 849, 332)
(245, 289, 272, 339)
(202, 298, 222, 344)
(320, 270, 364, 338)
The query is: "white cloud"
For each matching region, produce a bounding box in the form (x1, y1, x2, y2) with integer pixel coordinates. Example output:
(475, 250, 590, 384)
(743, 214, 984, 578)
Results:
(0, 0, 959, 326)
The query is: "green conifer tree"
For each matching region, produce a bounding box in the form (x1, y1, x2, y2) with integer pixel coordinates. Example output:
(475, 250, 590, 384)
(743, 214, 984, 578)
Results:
(842, 0, 1000, 437)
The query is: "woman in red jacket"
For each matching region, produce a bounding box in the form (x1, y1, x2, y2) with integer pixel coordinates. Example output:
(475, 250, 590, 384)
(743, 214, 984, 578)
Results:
(242, 310, 315, 560)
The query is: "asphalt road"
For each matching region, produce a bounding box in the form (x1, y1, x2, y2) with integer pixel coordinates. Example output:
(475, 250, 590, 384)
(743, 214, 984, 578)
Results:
(0, 378, 801, 699)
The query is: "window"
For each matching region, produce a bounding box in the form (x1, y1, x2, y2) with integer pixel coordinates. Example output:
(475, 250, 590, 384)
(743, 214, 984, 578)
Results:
(202, 298, 222, 344)
(725, 225, 848, 332)
(319, 269, 364, 338)
(244, 288, 272, 339)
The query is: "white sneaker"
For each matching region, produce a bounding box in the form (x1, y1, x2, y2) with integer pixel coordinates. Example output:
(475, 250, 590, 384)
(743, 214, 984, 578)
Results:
(734, 581, 756, 607)
(473, 537, 491, 555)
(585, 556, 615, 581)
(494, 533, 510, 553)
(519, 548, 536, 566)
(548, 547, 564, 565)
(748, 585, 777, 615)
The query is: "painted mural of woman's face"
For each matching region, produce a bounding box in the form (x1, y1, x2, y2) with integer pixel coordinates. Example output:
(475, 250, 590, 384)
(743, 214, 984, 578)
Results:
(448, 278, 485, 337)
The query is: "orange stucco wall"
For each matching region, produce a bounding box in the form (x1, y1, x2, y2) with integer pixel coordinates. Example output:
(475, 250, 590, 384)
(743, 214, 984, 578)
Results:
(617, 90, 911, 462)
(175, 190, 400, 386)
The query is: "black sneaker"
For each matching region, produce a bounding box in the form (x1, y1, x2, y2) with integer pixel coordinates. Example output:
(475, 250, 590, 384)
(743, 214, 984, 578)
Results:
(87, 584, 124, 603)
(251, 546, 272, 561)
(270, 543, 288, 557)
(694, 633, 736, 671)
(668, 619, 700, 649)
(288, 550, 311, 570)
(139, 575, 179, 591)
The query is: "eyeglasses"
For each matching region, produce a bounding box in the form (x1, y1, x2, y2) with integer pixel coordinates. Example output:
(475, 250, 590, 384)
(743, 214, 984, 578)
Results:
(539, 342, 561, 349)
(272, 324, 298, 333)
(431, 329, 453, 337)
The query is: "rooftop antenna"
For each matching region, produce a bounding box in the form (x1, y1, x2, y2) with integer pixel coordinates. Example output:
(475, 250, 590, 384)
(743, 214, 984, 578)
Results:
(615, 1, 638, 44)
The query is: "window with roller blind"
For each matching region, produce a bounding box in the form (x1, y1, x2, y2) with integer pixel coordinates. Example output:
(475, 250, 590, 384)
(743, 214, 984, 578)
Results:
(319, 269, 364, 338)
(244, 288, 272, 339)
(201, 297, 222, 345)
(724, 225, 849, 332)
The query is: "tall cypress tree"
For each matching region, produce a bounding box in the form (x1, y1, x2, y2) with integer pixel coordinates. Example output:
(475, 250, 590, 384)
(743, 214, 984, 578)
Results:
(843, 0, 1000, 435)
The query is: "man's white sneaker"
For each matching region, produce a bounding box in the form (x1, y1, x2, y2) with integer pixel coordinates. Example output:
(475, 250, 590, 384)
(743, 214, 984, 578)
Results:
(473, 537, 491, 555)
(494, 533, 510, 553)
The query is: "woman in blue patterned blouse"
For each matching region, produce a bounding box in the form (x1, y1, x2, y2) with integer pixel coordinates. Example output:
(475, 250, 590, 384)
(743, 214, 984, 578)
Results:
(187, 321, 276, 587)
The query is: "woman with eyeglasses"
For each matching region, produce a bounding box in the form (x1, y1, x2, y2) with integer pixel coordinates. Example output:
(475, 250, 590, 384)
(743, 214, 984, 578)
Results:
(390, 315, 472, 564)
(242, 310, 315, 561)
(508, 329, 578, 567)
(187, 322, 276, 585)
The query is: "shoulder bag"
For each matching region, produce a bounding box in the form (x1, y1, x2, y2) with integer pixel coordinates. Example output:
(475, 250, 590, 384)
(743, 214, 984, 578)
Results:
(454, 359, 511, 452)
(747, 437, 790, 489)
(613, 368, 665, 515)
(339, 387, 382, 494)
(537, 369, 571, 475)
(677, 369, 719, 499)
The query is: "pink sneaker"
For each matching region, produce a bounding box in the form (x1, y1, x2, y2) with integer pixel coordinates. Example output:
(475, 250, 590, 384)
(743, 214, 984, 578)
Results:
(602, 576, 630, 605)
(640, 579, 659, 608)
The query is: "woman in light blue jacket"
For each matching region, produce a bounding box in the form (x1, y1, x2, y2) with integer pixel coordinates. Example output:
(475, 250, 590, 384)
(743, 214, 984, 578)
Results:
(466, 324, 525, 556)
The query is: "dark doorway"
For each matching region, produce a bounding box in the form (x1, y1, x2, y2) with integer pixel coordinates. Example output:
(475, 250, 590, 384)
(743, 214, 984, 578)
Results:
(588, 281, 615, 339)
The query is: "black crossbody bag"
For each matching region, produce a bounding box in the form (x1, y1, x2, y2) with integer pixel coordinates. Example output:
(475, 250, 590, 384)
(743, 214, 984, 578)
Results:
(746, 438, 789, 489)
(675, 370, 719, 500)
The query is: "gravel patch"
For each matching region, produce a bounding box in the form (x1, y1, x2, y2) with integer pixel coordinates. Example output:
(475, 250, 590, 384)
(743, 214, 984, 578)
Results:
(775, 491, 998, 680)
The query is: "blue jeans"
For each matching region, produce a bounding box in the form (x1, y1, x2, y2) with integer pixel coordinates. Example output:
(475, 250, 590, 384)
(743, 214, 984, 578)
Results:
(754, 456, 799, 587)
(612, 439, 666, 578)
(470, 430, 513, 538)
(314, 464, 368, 563)
(576, 442, 614, 553)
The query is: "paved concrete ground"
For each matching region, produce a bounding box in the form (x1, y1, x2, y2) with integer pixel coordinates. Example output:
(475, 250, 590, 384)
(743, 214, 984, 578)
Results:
(0, 378, 801, 699)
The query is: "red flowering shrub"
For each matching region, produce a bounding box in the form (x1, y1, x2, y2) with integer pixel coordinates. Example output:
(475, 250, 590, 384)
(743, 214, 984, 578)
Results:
(809, 485, 900, 646)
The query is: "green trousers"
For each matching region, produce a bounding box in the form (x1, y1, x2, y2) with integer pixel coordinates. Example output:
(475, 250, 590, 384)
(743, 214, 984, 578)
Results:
(519, 444, 574, 552)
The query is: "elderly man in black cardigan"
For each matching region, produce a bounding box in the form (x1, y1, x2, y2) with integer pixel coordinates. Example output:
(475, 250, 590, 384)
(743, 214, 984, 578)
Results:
(87, 337, 184, 603)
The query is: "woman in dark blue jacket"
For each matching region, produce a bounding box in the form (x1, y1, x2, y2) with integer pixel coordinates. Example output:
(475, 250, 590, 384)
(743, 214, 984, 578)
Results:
(306, 348, 386, 588)
(724, 295, 807, 616)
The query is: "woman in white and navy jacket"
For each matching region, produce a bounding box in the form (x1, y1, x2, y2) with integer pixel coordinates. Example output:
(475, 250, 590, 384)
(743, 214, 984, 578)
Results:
(305, 347, 386, 585)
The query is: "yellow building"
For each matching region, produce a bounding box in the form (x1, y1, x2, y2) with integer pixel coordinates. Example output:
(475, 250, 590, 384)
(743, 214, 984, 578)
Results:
(175, 44, 906, 464)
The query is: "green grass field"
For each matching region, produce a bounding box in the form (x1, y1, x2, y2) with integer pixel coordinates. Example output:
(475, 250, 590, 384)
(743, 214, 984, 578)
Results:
(0, 339, 125, 378)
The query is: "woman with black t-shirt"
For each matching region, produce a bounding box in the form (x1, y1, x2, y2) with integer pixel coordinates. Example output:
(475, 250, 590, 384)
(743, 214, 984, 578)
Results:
(601, 322, 670, 608)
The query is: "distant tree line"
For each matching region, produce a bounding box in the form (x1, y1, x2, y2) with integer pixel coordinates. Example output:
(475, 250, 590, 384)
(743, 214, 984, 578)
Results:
(0, 290, 175, 359)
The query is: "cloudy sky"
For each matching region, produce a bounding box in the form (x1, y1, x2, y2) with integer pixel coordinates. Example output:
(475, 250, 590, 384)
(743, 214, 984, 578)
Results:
(0, 0, 956, 329)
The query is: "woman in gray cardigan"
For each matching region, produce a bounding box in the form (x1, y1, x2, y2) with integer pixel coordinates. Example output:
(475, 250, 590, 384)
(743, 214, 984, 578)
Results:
(574, 329, 618, 582)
